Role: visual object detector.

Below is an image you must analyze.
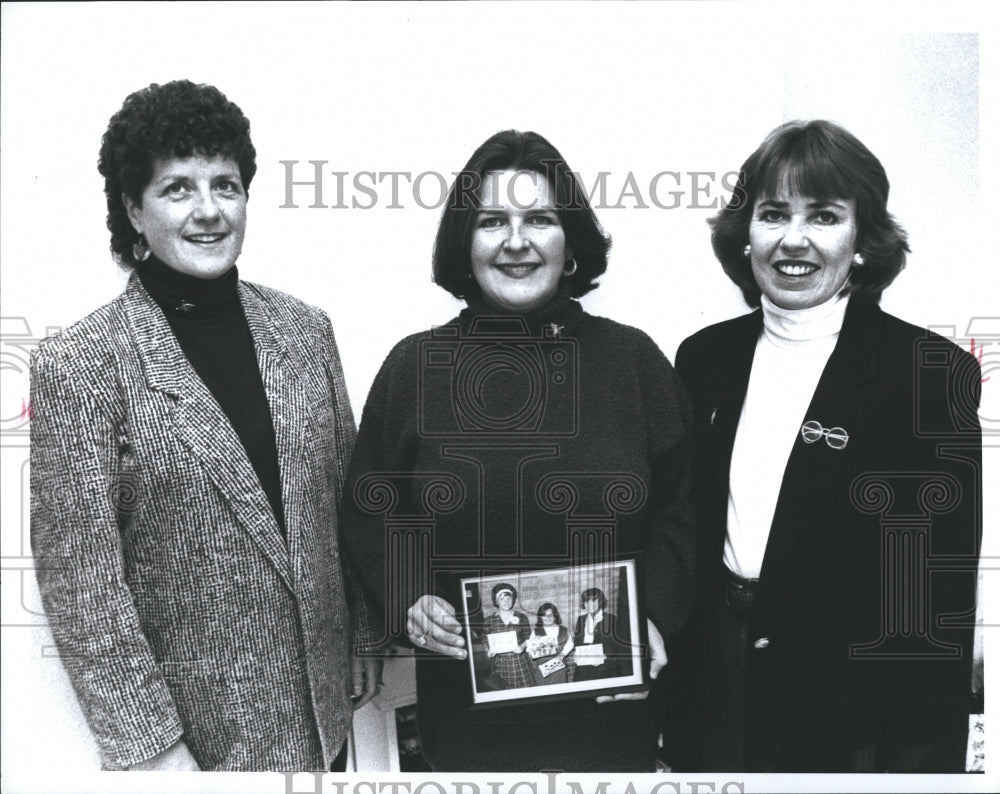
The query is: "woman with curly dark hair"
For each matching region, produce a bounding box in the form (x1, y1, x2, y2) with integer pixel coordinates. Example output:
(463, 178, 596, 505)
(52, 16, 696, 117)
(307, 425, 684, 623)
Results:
(29, 80, 381, 771)
(341, 129, 696, 771)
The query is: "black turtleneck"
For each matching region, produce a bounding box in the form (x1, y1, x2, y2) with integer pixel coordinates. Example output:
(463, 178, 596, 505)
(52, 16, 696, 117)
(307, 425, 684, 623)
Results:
(137, 257, 286, 536)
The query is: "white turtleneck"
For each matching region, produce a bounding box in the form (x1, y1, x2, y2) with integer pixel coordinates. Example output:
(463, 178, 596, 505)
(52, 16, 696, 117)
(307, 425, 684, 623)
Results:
(723, 291, 849, 580)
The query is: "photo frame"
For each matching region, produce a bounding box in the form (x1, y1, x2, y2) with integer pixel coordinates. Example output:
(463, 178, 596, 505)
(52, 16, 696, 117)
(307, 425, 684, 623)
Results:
(459, 560, 645, 706)
(384, 699, 431, 773)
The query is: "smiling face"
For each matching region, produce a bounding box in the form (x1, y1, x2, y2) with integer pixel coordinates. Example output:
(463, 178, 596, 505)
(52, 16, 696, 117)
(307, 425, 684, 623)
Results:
(748, 192, 858, 310)
(495, 589, 515, 610)
(124, 154, 247, 278)
(541, 610, 556, 626)
(470, 170, 570, 312)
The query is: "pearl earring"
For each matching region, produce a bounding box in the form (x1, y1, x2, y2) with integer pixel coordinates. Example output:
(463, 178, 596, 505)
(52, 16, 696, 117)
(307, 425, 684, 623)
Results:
(743, 245, 752, 258)
(852, 253, 865, 267)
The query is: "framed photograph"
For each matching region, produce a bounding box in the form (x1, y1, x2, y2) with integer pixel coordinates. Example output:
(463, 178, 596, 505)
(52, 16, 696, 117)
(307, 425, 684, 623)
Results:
(459, 560, 644, 706)
(391, 701, 432, 772)
(382, 696, 432, 773)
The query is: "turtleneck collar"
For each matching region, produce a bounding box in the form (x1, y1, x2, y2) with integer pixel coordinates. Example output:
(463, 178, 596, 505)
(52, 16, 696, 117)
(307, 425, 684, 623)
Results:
(460, 283, 584, 337)
(136, 255, 240, 320)
(760, 290, 849, 347)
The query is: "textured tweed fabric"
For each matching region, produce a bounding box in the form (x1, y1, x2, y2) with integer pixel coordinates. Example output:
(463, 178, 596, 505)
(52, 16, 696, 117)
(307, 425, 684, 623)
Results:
(30, 275, 374, 770)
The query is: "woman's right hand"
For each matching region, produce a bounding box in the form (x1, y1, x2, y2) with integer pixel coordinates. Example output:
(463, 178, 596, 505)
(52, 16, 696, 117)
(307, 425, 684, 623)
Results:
(406, 595, 467, 659)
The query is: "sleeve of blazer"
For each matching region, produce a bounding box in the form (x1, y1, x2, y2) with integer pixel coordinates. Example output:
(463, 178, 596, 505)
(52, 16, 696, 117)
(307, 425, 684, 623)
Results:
(316, 312, 383, 655)
(340, 335, 428, 648)
(635, 332, 697, 644)
(882, 336, 982, 770)
(29, 343, 183, 769)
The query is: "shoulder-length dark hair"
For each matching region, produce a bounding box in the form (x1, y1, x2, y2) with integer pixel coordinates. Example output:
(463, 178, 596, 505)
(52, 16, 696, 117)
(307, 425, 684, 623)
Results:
(580, 587, 607, 610)
(709, 120, 909, 307)
(433, 130, 611, 300)
(535, 602, 563, 630)
(97, 80, 257, 269)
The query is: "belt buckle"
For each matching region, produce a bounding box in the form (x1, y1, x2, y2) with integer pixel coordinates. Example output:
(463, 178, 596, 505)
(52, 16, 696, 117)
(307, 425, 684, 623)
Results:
(724, 574, 757, 615)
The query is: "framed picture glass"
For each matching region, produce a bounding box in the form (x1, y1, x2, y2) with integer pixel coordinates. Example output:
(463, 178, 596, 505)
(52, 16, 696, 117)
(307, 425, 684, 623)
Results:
(459, 559, 645, 706)
(386, 700, 431, 772)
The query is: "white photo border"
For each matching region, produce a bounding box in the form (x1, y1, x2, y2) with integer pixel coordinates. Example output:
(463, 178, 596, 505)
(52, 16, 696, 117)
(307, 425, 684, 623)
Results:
(460, 560, 645, 706)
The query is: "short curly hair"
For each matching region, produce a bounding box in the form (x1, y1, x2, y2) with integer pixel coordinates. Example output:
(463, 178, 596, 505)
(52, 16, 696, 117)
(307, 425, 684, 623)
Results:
(709, 120, 909, 308)
(433, 130, 611, 301)
(491, 582, 518, 607)
(97, 80, 257, 268)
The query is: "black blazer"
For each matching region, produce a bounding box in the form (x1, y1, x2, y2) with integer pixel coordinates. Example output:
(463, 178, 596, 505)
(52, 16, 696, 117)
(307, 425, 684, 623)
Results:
(572, 612, 628, 678)
(672, 299, 981, 771)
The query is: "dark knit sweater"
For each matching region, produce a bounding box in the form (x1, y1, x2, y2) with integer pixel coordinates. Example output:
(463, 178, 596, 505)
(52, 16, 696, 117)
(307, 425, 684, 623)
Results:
(137, 258, 286, 534)
(342, 289, 696, 771)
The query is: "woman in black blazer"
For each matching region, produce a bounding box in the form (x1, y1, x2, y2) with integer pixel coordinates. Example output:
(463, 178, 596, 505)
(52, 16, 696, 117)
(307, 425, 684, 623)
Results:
(668, 120, 982, 772)
(572, 587, 628, 681)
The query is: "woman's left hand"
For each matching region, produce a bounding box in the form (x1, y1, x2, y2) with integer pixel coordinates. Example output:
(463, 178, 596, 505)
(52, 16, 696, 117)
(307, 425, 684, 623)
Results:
(351, 655, 385, 711)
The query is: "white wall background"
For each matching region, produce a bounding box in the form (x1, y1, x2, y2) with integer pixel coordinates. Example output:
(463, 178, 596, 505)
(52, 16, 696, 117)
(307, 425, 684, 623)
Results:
(1, 2, 996, 792)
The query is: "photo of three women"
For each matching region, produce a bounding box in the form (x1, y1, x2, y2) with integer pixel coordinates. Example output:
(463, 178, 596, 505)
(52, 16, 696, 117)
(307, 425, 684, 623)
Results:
(30, 78, 981, 774)
(471, 581, 629, 692)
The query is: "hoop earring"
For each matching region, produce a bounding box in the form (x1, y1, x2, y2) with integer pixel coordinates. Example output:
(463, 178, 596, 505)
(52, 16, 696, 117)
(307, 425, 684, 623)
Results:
(743, 245, 752, 259)
(852, 252, 865, 268)
(132, 234, 151, 263)
(563, 258, 578, 277)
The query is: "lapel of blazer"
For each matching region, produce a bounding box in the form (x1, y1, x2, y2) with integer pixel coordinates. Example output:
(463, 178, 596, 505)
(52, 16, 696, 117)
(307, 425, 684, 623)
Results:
(704, 310, 763, 555)
(122, 276, 295, 590)
(758, 299, 882, 587)
(238, 282, 313, 584)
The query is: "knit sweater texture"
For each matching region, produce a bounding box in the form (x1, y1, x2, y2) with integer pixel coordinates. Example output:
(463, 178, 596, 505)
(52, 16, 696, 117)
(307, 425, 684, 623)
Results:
(342, 289, 695, 771)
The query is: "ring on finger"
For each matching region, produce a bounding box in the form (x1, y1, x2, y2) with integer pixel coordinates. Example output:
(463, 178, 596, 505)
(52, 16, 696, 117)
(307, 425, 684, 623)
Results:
(414, 633, 428, 646)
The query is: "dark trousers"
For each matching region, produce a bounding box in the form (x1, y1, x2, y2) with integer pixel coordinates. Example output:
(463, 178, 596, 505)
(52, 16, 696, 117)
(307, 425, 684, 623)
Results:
(700, 587, 749, 771)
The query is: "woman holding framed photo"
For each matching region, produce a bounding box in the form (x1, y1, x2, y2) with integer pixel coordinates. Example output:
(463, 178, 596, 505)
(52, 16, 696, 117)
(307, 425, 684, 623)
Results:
(342, 130, 696, 771)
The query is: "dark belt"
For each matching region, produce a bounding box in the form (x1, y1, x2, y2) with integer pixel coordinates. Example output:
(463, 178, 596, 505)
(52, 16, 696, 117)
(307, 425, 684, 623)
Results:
(722, 566, 759, 616)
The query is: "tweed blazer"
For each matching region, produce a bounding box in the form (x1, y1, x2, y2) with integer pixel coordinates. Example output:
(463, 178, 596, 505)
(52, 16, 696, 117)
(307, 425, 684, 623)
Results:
(30, 275, 367, 771)
(672, 299, 982, 771)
